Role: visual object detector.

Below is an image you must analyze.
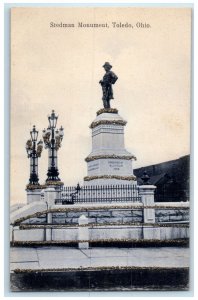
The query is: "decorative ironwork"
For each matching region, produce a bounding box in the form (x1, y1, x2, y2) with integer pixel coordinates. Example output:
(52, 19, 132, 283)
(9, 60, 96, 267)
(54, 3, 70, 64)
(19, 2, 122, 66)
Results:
(55, 184, 140, 205)
(59, 183, 81, 204)
(141, 171, 151, 185)
(42, 110, 64, 183)
(25, 125, 43, 186)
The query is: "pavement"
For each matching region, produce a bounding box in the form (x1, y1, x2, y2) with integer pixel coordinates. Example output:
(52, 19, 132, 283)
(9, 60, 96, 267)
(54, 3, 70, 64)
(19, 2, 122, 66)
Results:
(10, 246, 189, 272)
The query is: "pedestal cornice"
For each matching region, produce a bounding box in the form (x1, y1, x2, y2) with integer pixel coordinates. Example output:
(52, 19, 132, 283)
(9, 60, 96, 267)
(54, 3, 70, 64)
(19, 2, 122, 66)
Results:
(96, 108, 118, 116)
(85, 154, 137, 162)
(84, 175, 136, 182)
(90, 119, 127, 129)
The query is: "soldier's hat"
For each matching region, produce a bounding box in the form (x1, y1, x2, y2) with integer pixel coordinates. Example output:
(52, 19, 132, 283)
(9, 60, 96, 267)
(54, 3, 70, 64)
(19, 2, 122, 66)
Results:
(103, 62, 112, 69)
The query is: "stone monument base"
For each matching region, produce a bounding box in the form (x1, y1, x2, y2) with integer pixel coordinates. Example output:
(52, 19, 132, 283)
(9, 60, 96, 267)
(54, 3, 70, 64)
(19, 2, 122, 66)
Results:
(84, 108, 136, 186)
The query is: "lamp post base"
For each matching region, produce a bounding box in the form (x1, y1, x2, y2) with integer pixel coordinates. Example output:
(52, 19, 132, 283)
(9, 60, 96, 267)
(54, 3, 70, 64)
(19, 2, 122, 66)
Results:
(46, 167, 60, 182)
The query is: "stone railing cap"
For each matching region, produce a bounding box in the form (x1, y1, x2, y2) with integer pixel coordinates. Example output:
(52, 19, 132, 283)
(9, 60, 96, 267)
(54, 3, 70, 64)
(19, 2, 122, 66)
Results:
(138, 185, 156, 188)
(44, 187, 56, 191)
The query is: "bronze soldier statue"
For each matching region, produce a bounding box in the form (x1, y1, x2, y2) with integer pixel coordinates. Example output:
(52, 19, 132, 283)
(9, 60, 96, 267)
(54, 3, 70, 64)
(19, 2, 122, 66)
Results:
(99, 62, 118, 108)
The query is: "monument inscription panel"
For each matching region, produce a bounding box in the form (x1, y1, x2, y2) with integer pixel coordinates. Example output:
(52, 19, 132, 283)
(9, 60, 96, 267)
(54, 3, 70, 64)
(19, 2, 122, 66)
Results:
(88, 162, 99, 172)
(108, 160, 124, 170)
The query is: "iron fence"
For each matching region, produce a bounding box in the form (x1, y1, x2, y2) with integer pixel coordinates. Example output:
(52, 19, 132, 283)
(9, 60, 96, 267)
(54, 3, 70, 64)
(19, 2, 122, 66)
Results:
(55, 184, 141, 205)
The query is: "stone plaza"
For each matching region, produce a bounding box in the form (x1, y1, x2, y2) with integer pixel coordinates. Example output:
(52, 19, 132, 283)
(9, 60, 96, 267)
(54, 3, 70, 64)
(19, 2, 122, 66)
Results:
(10, 246, 189, 291)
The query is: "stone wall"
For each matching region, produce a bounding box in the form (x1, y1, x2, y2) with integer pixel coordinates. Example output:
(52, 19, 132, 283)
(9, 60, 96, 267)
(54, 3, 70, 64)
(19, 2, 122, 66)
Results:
(13, 206, 189, 226)
(51, 208, 189, 225)
(52, 209, 143, 225)
(10, 202, 190, 243)
(155, 209, 189, 223)
(22, 214, 47, 224)
(11, 224, 189, 242)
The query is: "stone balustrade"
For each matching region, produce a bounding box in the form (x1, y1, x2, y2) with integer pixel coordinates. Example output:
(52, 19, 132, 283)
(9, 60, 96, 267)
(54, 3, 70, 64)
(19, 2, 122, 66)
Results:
(10, 186, 189, 243)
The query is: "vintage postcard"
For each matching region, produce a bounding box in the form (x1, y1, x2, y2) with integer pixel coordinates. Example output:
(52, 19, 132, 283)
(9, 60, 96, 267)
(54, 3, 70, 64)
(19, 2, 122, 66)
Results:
(10, 6, 191, 292)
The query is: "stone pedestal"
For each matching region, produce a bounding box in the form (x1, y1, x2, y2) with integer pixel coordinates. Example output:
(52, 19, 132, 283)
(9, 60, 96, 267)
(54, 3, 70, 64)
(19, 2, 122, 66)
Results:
(139, 185, 156, 223)
(44, 183, 63, 201)
(84, 109, 136, 185)
(26, 188, 42, 204)
(44, 187, 56, 208)
(139, 185, 158, 239)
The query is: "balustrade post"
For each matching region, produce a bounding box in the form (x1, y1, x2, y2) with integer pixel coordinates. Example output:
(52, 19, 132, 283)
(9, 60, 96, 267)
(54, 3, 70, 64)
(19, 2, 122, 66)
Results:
(138, 184, 161, 240)
(44, 187, 55, 241)
(78, 215, 89, 249)
(45, 213, 52, 241)
(139, 185, 156, 223)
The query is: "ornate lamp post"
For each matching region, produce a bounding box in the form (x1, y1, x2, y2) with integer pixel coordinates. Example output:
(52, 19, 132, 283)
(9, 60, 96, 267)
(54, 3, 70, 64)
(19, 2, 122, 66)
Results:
(25, 125, 43, 186)
(42, 110, 64, 184)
